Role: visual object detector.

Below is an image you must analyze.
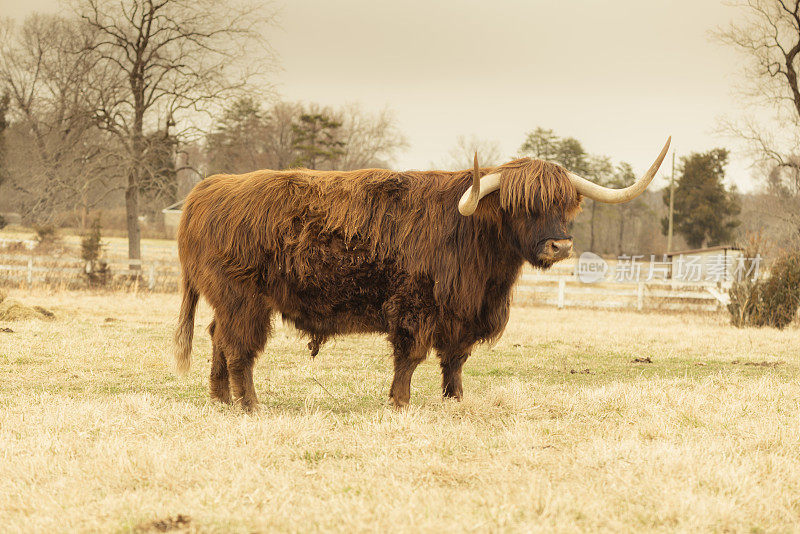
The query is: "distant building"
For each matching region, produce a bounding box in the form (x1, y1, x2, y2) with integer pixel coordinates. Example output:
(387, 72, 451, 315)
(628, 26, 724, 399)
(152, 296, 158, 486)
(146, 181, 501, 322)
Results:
(0, 212, 22, 226)
(162, 201, 184, 238)
(666, 245, 745, 282)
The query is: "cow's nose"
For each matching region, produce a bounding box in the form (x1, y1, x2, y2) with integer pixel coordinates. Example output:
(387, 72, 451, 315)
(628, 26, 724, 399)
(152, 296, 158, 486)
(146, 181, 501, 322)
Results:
(544, 239, 573, 260)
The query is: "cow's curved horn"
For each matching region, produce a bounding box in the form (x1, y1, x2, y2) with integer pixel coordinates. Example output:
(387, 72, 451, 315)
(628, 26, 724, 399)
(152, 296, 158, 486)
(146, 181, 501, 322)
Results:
(567, 137, 671, 203)
(458, 152, 502, 216)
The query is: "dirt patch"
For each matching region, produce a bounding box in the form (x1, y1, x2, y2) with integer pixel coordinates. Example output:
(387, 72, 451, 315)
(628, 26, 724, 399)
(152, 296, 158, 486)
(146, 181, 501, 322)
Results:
(33, 306, 55, 319)
(134, 515, 192, 533)
(570, 368, 594, 375)
(732, 360, 784, 368)
(0, 299, 55, 321)
(632, 357, 653, 364)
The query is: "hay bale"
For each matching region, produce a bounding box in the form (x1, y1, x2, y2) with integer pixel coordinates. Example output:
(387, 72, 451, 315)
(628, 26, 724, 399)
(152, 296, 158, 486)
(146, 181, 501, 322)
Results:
(0, 299, 55, 321)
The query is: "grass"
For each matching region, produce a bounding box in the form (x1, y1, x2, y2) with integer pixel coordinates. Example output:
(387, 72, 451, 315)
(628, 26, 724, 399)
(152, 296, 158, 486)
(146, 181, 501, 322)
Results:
(1, 289, 800, 532)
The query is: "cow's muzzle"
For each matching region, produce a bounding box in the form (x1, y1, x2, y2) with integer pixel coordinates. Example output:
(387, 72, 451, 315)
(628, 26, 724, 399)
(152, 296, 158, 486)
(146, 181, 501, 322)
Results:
(538, 239, 573, 262)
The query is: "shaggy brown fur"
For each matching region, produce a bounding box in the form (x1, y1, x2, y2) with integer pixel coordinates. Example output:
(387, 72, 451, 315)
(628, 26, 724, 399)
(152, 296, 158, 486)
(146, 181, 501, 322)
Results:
(174, 158, 582, 410)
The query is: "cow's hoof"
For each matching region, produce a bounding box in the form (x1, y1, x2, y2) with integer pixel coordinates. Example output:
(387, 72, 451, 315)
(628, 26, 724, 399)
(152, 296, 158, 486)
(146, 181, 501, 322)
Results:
(210, 390, 232, 405)
(234, 396, 260, 414)
(389, 395, 409, 410)
(241, 402, 260, 414)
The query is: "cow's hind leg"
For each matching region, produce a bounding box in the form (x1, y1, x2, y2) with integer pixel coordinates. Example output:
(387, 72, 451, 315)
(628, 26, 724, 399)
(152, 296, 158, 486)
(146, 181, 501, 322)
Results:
(388, 329, 431, 408)
(208, 319, 231, 404)
(214, 293, 273, 413)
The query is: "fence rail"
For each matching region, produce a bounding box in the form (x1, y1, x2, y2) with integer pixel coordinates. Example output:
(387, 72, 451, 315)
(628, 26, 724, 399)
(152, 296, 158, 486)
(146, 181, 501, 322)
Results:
(515, 272, 729, 312)
(0, 251, 730, 312)
(0, 254, 180, 291)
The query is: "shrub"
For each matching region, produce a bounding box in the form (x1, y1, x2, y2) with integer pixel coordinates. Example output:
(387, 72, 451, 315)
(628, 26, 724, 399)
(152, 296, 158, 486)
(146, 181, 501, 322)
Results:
(0, 214, 6, 230)
(81, 216, 103, 263)
(758, 251, 800, 328)
(32, 224, 63, 253)
(81, 216, 111, 287)
(729, 248, 800, 329)
(34, 224, 58, 243)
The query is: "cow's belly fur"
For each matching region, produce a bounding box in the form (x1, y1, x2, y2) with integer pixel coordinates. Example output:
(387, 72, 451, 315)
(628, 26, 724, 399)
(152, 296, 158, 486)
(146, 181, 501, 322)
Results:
(272, 256, 401, 339)
(196, 238, 512, 355)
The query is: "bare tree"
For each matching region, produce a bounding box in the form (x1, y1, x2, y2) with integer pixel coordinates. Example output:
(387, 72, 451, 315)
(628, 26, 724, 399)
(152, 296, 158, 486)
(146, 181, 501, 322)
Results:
(0, 15, 123, 225)
(0, 91, 9, 189)
(762, 157, 800, 238)
(334, 103, 408, 170)
(439, 134, 502, 170)
(717, 0, 800, 242)
(76, 0, 275, 262)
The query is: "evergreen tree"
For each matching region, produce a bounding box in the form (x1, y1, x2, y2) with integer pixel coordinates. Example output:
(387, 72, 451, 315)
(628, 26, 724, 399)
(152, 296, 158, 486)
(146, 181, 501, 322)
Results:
(291, 113, 345, 169)
(519, 127, 559, 161)
(519, 128, 588, 173)
(206, 96, 267, 174)
(139, 130, 178, 216)
(662, 149, 740, 248)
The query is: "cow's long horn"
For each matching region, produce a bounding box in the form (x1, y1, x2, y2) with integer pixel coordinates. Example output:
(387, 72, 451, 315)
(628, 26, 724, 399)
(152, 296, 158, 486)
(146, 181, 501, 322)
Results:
(567, 137, 671, 203)
(458, 152, 502, 216)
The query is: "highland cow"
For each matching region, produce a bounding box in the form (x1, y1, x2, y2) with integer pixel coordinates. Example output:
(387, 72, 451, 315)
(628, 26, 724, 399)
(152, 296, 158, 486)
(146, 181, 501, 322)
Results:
(174, 138, 670, 411)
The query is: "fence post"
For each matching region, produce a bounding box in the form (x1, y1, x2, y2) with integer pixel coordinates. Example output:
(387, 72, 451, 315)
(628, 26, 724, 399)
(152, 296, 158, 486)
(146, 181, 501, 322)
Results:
(148, 264, 156, 291)
(557, 279, 565, 309)
(637, 282, 644, 311)
(26, 256, 33, 288)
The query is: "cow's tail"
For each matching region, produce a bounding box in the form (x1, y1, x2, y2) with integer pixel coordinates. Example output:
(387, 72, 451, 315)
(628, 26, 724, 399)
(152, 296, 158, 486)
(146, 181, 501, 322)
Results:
(174, 274, 199, 375)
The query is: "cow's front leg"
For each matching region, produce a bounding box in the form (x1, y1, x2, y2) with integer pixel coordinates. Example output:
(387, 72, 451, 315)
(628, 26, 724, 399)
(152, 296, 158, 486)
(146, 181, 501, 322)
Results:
(439, 351, 470, 400)
(227, 353, 259, 412)
(388, 331, 430, 408)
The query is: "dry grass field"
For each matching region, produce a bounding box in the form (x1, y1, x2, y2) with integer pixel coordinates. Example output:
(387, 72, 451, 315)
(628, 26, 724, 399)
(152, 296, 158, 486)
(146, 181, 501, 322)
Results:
(1, 289, 800, 532)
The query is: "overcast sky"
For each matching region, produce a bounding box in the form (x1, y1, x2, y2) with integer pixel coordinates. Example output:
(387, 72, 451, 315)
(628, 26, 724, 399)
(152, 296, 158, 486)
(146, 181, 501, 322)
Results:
(5, 0, 759, 190)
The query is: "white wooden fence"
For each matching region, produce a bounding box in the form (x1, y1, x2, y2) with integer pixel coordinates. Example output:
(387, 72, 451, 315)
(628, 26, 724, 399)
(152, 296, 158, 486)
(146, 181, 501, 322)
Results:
(514, 271, 729, 312)
(0, 254, 180, 291)
(0, 252, 730, 312)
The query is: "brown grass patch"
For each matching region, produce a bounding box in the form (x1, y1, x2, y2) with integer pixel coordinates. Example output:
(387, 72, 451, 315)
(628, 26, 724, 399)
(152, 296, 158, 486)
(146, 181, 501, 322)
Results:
(134, 514, 192, 533)
(0, 298, 55, 321)
(731, 360, 784, 367)
(1, 290, 800, 531)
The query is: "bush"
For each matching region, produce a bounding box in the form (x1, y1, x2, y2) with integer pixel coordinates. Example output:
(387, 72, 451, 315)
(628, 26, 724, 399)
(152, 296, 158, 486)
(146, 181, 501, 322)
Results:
(729, 249, 800, 329)
(0, 214, 6, 230)
(34, 224, 57, 243)
(32, 224, 63, 251)
(81, 216, 111, 287)
(81, 216, 103, 263)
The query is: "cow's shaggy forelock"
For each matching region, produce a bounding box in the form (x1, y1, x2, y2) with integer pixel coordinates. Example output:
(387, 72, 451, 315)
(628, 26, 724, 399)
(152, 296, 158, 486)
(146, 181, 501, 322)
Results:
(497, 157, 582, 216)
